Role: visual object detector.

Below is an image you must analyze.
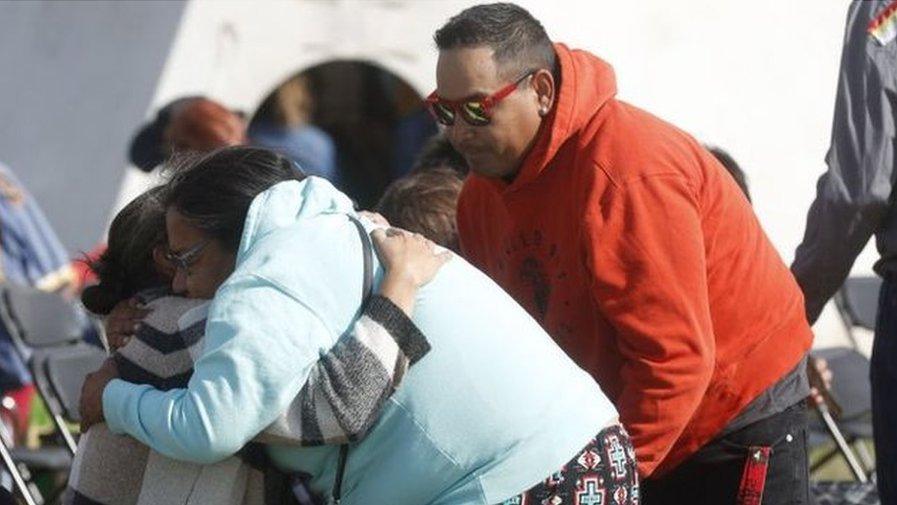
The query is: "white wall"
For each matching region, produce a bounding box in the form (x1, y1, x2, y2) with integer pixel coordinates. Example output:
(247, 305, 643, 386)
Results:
(114, 0, 862, 346)
(529, 0, 849, 266)
(0, 0, 185, 252)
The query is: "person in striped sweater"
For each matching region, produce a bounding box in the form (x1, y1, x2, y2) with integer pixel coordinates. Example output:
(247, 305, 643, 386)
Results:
(68, 185, 447, 505)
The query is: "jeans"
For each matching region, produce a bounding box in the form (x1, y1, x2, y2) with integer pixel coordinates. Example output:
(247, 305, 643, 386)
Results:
(874, 277, 897, 505)
(642, 401, 810, 504)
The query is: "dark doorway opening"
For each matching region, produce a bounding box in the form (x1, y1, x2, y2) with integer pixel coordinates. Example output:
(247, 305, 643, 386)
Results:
(249, 60, 437, 209)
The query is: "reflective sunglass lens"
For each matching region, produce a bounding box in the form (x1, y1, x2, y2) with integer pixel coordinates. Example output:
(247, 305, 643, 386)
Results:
(462, 102, 490, 125)
(432, 103, 455, 126)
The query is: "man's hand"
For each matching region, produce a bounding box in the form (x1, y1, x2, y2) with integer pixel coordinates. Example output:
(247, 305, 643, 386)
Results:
(104, 298, 150, 350)
(808, 356, 840, 415)
(79, 358, 119, 432)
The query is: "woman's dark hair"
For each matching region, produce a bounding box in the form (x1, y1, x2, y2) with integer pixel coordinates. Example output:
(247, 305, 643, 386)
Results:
(81, 187, 167, 315)
(164, 146, 303, 252)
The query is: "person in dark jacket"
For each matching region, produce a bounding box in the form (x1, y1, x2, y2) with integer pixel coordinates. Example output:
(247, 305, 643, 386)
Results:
(792, 1, 897, 502)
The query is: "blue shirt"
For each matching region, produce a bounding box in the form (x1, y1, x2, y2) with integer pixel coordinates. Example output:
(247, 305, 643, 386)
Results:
(0, 163, 73, 390)
(249, 123, 339, 185)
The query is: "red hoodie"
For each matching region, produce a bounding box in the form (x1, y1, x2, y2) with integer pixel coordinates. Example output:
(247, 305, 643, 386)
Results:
(457, 44, 813, 477)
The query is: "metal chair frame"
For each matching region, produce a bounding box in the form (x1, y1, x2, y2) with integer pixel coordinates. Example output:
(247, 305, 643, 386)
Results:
(810, 276, 881, 483)
(0, 284, 105, 504)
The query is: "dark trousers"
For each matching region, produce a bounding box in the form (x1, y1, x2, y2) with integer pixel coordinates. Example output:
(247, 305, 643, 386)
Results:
(874, 278, 897, 505)
(641, 401, 810, 504)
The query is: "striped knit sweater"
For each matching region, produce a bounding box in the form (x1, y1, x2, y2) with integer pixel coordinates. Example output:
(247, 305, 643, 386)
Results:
(66, 290, 429, 505)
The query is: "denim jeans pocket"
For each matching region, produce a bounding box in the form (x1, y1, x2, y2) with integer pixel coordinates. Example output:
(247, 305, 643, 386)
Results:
(713, 404, 810, 504)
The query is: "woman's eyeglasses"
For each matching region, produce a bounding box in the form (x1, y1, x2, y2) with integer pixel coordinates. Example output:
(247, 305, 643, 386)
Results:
(426, 70, 535, 127)
(165, 239, 209, 271)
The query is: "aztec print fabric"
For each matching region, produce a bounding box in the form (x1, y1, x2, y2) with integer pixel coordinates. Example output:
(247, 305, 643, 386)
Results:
(499, 425, 639, 505)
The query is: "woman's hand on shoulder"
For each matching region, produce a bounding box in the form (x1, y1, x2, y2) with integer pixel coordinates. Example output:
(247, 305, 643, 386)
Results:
(372, 228, 451, 288)
(372, 228, 451, 316)
(358, 210, 390, 227)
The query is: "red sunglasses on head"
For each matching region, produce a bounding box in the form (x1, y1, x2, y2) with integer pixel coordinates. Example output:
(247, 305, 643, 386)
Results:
(426, 70, 536, 127)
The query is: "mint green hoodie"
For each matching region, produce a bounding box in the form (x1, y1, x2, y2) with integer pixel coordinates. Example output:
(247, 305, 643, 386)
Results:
(103, 178, 618, 504)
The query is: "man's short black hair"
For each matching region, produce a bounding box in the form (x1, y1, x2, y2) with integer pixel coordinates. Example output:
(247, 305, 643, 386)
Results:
(434, 3, 555, 79)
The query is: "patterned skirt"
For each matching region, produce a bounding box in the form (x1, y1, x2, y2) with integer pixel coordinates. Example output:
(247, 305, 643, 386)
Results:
(499, 424, 640, 505)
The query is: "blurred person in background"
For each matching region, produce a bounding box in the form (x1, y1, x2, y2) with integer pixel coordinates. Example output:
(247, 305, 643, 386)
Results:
(248, 75, 339, 183)
(130, 92, 342, 188)
(129, 97, 247, 171)
(410, 133, 469, 177)
(377, 168, 463, 253)
(432, 3, 813, 502)
(390, 81, 439, 180)
(705, 145, 751, 203)
(792, 1, 897, 501)
(0, 161, 78, 441)
(376, 134, 468, 252)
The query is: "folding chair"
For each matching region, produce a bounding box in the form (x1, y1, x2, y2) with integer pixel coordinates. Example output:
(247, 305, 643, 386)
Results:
(809, 347, 875, 481)
(833, 276, 882, 351)
(808, 276, 881, 484)
(0, 380, 78, 505)
(0, 283, 106, 504)
(0, 415, 43, 505)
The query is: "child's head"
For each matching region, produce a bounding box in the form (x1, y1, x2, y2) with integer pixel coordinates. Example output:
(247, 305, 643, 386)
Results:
(81, 187, 171, 315)
(412, 134, 469, 176)
(376, 167, 464, 252)
(706, 145, 751, 203)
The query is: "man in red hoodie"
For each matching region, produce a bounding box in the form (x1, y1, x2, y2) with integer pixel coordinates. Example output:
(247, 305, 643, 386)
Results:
(430, 3, 814, 503)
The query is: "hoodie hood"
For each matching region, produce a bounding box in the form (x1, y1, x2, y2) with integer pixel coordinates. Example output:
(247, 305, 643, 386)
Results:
(505, 43, 618, 190)
(237, 176, 355, 261)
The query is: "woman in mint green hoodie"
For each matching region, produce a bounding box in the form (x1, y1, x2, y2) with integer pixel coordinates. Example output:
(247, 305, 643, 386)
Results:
(81, 147, 637, 505)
